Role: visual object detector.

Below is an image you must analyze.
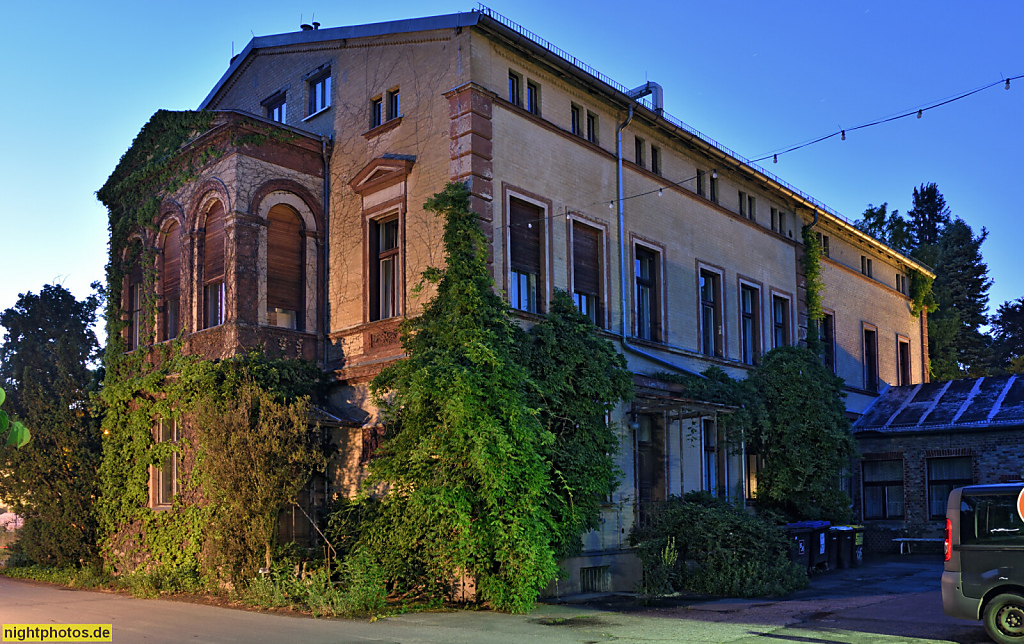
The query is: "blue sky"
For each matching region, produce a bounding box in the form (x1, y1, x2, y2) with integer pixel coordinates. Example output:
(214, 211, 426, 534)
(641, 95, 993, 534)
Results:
(1, 1, 1020, 335)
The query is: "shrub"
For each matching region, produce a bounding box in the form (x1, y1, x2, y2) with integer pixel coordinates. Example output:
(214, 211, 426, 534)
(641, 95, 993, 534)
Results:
(629, 495, 806, 598)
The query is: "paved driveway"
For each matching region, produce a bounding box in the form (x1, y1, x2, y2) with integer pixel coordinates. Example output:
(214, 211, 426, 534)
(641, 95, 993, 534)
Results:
(0, 556, 991, 643)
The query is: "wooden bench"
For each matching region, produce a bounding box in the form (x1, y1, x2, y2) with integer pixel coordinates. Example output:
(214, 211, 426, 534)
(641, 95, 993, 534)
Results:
(893, 537, 943, 554)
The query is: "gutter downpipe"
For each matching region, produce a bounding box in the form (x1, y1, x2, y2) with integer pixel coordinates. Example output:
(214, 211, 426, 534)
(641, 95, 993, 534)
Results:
(320, 134, 332, 368)
(616, 104, 704, 379)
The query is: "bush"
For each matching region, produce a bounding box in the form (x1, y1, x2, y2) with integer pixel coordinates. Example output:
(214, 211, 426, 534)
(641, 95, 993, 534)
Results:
(629, 495, 806, 598)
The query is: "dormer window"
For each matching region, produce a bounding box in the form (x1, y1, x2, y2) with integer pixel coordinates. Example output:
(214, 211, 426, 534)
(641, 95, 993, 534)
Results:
(307, 70, 331, 116)
(263, 92, 287, 123)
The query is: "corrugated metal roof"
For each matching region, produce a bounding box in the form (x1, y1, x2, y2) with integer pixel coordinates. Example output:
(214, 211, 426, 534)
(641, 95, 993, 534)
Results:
(852, 375, 1024, 434)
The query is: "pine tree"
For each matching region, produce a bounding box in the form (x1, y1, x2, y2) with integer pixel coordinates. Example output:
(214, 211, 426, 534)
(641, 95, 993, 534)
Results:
(367, 182, 557, 612)
(991, 297, 1024, 374)
(907, 182, 952, 247)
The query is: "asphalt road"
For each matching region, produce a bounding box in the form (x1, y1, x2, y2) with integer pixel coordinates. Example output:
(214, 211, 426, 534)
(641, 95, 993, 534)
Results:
(0, 556, 993, 643)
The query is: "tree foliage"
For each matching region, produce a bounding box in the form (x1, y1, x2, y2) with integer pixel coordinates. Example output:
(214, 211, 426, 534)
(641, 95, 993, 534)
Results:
(908, 182, 952, 248)
(0, 284, 102, 565)
(524, 290, 633, 559)
(367, 182, 557, 612)
(855, 202, 913, 255)
(746, 348, 855, 523)
(991, 297, 1024, 374)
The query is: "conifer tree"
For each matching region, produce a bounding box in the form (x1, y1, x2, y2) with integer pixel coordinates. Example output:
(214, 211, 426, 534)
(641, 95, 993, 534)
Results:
(368, 182, 557, 612)
(991, 297, 1024, 373)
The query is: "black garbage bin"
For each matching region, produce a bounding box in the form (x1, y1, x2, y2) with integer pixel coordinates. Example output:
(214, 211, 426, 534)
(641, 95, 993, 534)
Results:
(850, 525, 865, 567)
(826, 528, 839, 569)
(834, 526, 853, 568)
(785, 523, 812, 570)
(786, 521, 830, 570)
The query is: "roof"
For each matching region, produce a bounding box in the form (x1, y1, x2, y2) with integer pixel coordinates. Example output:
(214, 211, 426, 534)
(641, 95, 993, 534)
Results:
(198, 6, 932, 276)
(852, 375, 1024, 435)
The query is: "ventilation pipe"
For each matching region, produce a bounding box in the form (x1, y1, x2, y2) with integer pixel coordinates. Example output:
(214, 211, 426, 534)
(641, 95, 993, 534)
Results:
(616, 93, 703, 378)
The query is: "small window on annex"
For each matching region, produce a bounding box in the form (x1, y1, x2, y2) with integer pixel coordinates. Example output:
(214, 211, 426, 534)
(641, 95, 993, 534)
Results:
(202, 203, 226, 329)
(370, 216, 400, 321)
(263, 92, 287, 123)
(862, 458, 904, 519)
(928, 457, 972, 519)
(572, 221, 602, 326)
(509, 198, 544, 314)
(267, 204, 304, 330)
(153, 418, 178, 507)
(161, 221, 181, 341)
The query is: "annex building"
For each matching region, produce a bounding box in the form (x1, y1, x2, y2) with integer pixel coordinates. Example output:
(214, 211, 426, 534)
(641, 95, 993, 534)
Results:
(112, 7, 934, 592)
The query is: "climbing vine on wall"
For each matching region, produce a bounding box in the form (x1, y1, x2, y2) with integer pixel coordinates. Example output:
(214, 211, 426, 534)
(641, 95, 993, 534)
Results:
(909, 269, 937, 317)
(801, 225, 824, 346)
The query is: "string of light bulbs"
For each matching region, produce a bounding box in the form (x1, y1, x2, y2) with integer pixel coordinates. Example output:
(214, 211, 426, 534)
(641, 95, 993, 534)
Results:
(500, 72, 1021, 231)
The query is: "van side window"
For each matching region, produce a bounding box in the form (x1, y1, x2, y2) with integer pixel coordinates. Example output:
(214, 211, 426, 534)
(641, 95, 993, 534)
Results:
(961, 494, 1024, 545)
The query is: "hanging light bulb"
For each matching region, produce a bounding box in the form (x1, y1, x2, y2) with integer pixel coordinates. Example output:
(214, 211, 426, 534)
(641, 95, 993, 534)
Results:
(841, 130, 846, 141)
(917, 109, 922, 119)
(773, 154, 777, 164)
(527, 222, 532, 229)
(658, 188, 663, 197)
(609, 201, 614, 209)
(1007, 79, 1011, 90)
(712, 170, 718, 179)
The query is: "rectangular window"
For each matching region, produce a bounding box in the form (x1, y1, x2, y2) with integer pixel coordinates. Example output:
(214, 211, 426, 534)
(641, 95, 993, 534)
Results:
(572, 222, 602, 326)
(709, 172, 718, 203)
(746, 452, 763, 500)
(526, 81, 540, 115)
(822, 312, 836, 373)
(772, 294, 790, 348)
(896, 273, 908, 295)
(264, 94, 286, 123)
(817, 232, 831, 258)
(204, 282, 224, 328)
(700, 269, 723, 356)
(155, 418, 178, 506)
(696, 169, 705, 197)
(863, 459, 904, 519)
(738, 191, 747, 218)
(771, 207, 778, 232)
(308, 72, 331, 115)
(702, 419, 726, 497)
(928, 457, 972, 519)
(898, 338, 912, 386)
(651, 146, 661, 175)
(508, 71, 522, 107)
(864, 326, 879, 392)
(586, 111, 598, 144)
(570, 104, 582, 136)
(130, 282, 143, 350)
(370, 97, 383, 128)
(370, 217, 400, 320)
(634, 137, 644, 168)
(748, 195, 756, 222)
(510, 198, 543, 314)
(165, 297, 179, 341)
(635, 246, 660, 341)
(740, 284, 760, 365)
(861, 256, 873, 277)
(387, 89, 400, 120)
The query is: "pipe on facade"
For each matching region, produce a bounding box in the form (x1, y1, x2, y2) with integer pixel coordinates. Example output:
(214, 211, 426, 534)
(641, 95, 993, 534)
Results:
(616, 103, 704, 379)
(320, 134, 332, 368)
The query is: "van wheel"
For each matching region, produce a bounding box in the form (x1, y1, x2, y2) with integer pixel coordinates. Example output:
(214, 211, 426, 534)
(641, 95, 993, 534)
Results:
(985, 594, 1024, 643)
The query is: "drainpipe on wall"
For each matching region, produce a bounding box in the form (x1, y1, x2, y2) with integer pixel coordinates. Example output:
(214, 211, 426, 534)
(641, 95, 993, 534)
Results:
(320, 134, 332, 368)
(616, 98, 704, 379)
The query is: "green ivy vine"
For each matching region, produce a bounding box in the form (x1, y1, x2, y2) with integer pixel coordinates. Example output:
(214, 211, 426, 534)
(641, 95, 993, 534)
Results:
(801, 225, 825, 346)
(909, 269, 936, 317)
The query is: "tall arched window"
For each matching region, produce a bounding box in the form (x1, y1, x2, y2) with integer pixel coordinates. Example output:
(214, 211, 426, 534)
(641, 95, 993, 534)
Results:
(127, 260, 144, 349)
(203, 203, 225, 329)
(162, 221, 181, 340)
(266, 203, 304, 330)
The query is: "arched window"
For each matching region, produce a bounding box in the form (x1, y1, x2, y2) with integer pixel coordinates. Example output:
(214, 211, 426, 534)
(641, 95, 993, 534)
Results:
(127, 260, 144, 349)
(266, 203, 304, 330)
(162, 220, 181, 340)
(203, 203, 225, 329)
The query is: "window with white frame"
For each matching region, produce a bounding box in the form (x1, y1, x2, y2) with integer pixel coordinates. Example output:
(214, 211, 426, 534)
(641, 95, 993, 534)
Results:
(700, 269, 723, 356)
(154, 418, 178, 507)
(740, 284, 760, 365)
(508, 71, 522, 107)
(308, 70, 331, 115)
(635, 245, 660, 341)
(771, 294, 790, 348)
(264, 92, 287, 123)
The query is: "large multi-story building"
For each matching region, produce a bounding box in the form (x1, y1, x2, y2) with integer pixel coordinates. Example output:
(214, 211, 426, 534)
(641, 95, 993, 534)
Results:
(113, 8, 934, 592)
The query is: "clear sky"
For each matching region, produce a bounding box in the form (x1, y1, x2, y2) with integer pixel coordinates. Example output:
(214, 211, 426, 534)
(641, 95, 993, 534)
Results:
(1, 1, 1020, 336)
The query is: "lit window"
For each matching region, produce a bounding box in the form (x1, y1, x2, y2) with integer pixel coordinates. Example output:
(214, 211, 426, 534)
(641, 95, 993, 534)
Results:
(308, 71, 331, 115)
(370, 217, 400, 320)
(154, 418, 178, 507)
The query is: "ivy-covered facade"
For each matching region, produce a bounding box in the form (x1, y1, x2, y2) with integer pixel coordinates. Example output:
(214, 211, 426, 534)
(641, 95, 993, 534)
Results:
(102, 10, 934, 593)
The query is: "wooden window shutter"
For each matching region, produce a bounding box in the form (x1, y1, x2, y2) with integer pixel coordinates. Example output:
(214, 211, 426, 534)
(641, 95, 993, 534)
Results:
(572, 222, 600, 297)
(509, 198, 541, 275)
(266, 204, 304, 313)
(162, 221, 180, 298)
(203, 204, 225, 285)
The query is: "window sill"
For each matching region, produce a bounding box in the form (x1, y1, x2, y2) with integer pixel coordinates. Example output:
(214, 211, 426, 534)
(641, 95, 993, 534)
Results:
(302, 105, 332, 122)
(362, 115, 403, 139)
